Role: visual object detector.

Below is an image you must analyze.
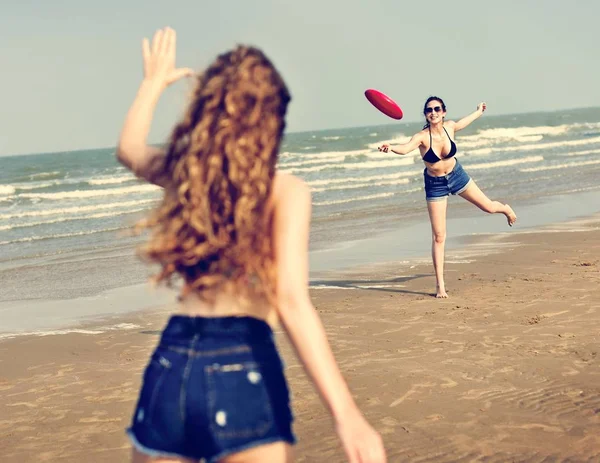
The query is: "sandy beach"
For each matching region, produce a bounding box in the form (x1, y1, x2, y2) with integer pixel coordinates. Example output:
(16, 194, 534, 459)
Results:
(1, 219, 599, 462)
(2, 3, 599, 461)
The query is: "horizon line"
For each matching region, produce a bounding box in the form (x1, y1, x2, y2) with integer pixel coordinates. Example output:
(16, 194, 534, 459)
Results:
(2, 104, 599, 158)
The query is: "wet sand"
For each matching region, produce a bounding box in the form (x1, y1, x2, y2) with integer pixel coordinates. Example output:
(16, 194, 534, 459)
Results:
(1, 222, 599, 462)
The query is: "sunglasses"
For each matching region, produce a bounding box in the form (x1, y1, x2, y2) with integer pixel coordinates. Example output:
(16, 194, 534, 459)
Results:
(425, 106, 443, 114)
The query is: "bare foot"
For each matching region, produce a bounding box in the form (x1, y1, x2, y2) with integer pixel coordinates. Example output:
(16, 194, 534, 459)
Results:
(504, 204, 517, 227)
(435, 285, 448, 298)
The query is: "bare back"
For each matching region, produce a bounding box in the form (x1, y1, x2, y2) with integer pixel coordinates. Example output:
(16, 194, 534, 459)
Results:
(176, 172, 310, 328)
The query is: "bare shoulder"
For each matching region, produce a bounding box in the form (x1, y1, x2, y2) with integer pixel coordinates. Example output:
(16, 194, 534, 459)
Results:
(444, 120, 457, 129)
(271, 173, 312, 239)
(444, 120, 458, 136)
(273, 172, 311, 206)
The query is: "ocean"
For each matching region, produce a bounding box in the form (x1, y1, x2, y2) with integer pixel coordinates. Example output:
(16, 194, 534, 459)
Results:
(2, 106, 600, 335)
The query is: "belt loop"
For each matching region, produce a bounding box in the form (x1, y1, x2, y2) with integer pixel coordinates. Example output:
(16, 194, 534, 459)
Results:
(188, 334, 199, 354)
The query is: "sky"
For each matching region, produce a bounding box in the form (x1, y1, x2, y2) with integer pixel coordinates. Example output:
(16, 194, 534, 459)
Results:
(1, 0, 599, 156)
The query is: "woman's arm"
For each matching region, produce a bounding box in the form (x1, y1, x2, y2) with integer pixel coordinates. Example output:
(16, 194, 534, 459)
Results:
(117, 80, 170, 187)
(378, 132, 422, 155)
(273, 173, 386, 463)
(453, 102, 486, 132)
(116, 27, 193, 187)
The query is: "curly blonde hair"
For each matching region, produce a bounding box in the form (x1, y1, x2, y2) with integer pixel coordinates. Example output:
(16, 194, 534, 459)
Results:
(139, 46, 291, 303)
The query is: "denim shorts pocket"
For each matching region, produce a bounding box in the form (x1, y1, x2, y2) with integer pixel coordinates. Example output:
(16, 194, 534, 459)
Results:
(134, 348, 174, 427)
(205, 361, 274, 440)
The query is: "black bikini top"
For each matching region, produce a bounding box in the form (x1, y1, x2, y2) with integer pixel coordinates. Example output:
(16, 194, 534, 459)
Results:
(423, 126, 457, 163)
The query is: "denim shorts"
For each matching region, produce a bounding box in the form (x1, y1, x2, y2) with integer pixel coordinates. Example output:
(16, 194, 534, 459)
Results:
(423, 158, 472, 202)
(126, 315, 295, 462)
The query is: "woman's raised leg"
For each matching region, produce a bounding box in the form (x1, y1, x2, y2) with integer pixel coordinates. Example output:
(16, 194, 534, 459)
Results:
(459, 181, 517, 226)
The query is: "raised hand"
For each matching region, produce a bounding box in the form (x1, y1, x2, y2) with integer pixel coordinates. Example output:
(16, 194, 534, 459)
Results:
(142, 27, 194, 89)
(477, 101, 487, 113)
(378, 144, 390, 153)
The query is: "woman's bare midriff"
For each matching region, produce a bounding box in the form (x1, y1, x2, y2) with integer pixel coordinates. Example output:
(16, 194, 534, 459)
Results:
(424, 157, 457, 177)
(177, 289, 280, 328)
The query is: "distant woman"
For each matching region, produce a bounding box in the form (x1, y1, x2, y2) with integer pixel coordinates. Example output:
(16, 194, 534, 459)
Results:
(379, 97, 516, 298)
(118, 28, 386, 462)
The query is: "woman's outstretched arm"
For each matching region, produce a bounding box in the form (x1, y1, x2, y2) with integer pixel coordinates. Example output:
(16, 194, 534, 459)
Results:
(273, 172, 386, 463)
(452, 102, 486, 132)
(378, 132, 422, 155)
(116, 27, 193, 187)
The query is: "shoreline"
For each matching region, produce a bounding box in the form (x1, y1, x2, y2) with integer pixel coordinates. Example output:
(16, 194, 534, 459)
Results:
(2, 187, 600, 337)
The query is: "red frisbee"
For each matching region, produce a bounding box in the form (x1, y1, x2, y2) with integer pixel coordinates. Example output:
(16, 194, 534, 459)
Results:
(364, 89, 403, 120)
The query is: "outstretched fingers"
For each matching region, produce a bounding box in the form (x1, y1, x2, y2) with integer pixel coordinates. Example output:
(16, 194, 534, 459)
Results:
(151, 28, 163, 55)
